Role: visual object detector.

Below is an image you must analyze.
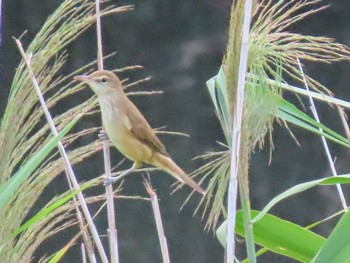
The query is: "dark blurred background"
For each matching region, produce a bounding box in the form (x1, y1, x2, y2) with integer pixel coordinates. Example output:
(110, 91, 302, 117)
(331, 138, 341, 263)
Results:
(2, 0, 350, 262)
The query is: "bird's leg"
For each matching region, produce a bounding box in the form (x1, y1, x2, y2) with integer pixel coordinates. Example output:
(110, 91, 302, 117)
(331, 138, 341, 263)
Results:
(104, 161, 141, 186)
(98, 129, 109, 140)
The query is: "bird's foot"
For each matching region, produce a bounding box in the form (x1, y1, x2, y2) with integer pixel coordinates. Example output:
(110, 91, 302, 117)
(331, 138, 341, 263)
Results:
(98, 130, 109, 140)
(103, 166, 136, 187)
(103, 177, 116, 187)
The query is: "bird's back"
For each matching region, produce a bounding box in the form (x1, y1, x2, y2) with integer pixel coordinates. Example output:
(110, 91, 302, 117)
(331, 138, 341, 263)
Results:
(100, 90, 169, 163)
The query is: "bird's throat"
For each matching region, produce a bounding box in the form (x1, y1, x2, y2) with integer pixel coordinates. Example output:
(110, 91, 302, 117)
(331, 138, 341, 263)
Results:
(99, 94, 121, 122)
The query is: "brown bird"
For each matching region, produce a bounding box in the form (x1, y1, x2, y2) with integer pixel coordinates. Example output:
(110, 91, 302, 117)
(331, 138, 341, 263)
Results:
(74, 70, 205, 195)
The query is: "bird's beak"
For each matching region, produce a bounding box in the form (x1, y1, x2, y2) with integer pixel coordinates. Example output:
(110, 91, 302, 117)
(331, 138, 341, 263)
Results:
(74, 75, 91, 83)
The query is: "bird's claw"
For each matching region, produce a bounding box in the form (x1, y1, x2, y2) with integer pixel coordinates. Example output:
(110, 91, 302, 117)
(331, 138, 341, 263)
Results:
(103, 177, 116, 187)
(98, 130, 109, 140)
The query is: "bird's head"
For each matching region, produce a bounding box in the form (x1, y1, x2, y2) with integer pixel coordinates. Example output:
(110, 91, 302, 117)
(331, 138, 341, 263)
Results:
(74, 70, 122, 97)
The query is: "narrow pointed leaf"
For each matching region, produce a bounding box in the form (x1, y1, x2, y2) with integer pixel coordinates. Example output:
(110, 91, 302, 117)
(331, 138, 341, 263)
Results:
(48, 243, 71, 263)
(206, 69, 231, 143)
(217, 210, 325, 262)
(215, 66, 230, 130)
(278, 98, 349, 145)
(247, 74, 350, 109)
(0, 114, 82, 208)
(253, 175, 350, 223)
(276, 109, 349, 148)
(312, 210, 350, 263)
(13, 181, 92, 236)
(206, 77, 220, 117)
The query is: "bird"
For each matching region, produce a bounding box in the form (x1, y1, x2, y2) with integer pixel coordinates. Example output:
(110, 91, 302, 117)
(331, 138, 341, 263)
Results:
(74, 70, 206, 195)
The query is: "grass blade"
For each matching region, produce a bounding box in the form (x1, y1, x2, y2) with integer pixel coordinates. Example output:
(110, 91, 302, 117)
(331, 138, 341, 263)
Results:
(253, 175, 350, 223)
(217, 210, 325, 262)
(312, 210, 350, 263)
(278, 98, 349, 145)
(0, 114, 81, 208)
(13, 181, 92, 236)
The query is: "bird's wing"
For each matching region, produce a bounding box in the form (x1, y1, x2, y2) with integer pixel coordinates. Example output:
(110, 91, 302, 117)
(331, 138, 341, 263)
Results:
(126, 103, 170, 157)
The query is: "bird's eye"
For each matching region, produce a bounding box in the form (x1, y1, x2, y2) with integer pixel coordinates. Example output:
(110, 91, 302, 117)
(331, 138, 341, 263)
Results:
(100, 76, 108, 84)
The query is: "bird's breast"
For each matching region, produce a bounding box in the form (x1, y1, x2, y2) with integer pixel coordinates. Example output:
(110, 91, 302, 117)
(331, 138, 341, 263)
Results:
(99, 96, 128, 142)
(99, 96, 153, 162)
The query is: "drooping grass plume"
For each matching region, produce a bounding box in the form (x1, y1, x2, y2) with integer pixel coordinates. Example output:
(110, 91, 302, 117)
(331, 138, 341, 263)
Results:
(194, 0, 350, 233)
(0, 0, 132, 262)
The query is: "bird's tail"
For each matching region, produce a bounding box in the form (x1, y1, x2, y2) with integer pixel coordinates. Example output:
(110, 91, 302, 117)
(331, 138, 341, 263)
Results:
(151, 152, 206, 195)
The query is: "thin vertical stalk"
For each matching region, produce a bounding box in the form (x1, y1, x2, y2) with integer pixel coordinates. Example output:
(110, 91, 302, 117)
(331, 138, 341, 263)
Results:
(237, 146, 255, 262)
(226, 164, 238, 263)
(81, 243, 87, 263)
(0, 0, 2, 46)
(226, 0, 255, 262)
(15, 39, 108, 263)
(96, 0, 104, 71)
(297, 58, 348, 211)
(145, 181, 171, 263)
(72, 194, 97, 263)
(95, 0, 119, 262)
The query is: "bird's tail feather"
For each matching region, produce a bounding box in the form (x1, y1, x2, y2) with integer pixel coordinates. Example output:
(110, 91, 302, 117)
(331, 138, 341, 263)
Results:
(151, 153, 206, 195)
